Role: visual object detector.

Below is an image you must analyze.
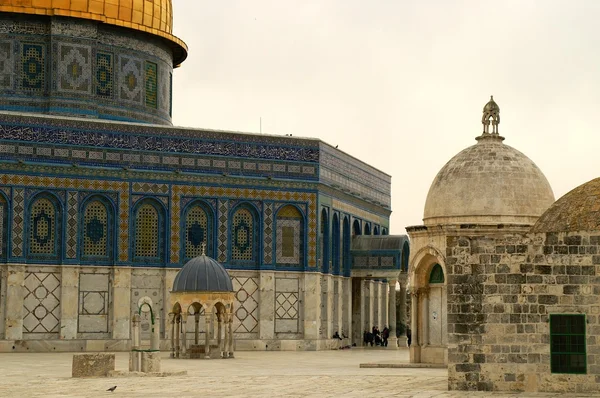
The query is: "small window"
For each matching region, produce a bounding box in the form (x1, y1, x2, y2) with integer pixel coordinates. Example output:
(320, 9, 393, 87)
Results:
(550, 314, 586, 374)
(429, 263, 444, 283)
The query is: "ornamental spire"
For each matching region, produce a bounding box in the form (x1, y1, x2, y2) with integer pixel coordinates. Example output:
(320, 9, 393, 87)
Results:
(201, 242, 206, 256)
(481, 95, 500, 135)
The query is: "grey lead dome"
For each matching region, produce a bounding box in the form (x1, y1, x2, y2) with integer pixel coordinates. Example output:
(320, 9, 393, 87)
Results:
(172, 255, 234, 293)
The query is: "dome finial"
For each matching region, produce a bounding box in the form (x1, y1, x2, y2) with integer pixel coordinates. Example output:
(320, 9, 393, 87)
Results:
(481, 95, 500, 135)
(201, 242, 206, 256)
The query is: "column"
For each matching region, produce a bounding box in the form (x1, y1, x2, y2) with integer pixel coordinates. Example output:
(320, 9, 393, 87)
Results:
(368, 280, 375, 331)
(376, 281, 383, 328)
(59, 267, 79, 339)
(410, 291, 419, 363)
(228, 312, 234, 358)
(112, 267, 131, 339)
(204, 312, 211, 358)
(387, 279, 398, 348)
(151, 315, 160, 351)
(397, 282, 407, 347)
(168, 313, 175, 358)
(194, 313, 200, 345)
(163, 268, 178, 339)
(358, 279, 366, 345)
(259, 272, 275, 341)
(336, 277, 344, 338)
(217, 312, 223, 357)
(421, 288, 429, 346)
(4, 265, 25, 340)
(303, 273, 321, 341)
(175, 315, 180, 358)
(180, 313, 188, 356)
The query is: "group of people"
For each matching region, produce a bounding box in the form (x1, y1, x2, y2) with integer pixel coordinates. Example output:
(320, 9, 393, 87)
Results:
(363, 326, 390, 347)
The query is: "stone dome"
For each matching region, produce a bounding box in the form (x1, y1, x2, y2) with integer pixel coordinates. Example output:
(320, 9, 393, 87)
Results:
(532, 178, 600, 233)
(173, 254, 233, 293)
(423, 98, 555, 226)
(0, 0, 187, 65)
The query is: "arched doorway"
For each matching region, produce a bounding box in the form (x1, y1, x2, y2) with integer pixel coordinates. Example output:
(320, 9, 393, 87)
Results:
(409, 247, 447, 364)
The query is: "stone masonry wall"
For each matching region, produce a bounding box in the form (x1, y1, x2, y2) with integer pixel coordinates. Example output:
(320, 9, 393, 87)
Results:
(447, 231, 600, 393)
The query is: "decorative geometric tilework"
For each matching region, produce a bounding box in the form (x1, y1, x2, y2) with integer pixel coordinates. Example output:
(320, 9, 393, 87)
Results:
(78, 272, 110, 334)
(29, 198, 56, 256)
(276, 205, 303, 266)
(145, 61, 157, 108)
(119, 56, 142, 103)
(185, 204, 210, 259)
(96, 52, 113, 98)
(217, 199, 228, 262)
(263, 203, 273, 264)
(66, 192, 78, 258)
(0, 199, 4, 257)
(132, 182, 169, 194)
(276, 292, 299, 319)
(11, 188, 25, 257)
(21, 43, 45, 91)
(231, 207, 255, 263)
(23, 271, 61, 334)
(58, 43, 91, 93)
(83, 200, 108, 258)
(118, 189, 130, 262)
(320, 276, 327, 338)
(0, 41, 13, 89)
(231, 276, 259, 334)
(134, 203, 159, 258)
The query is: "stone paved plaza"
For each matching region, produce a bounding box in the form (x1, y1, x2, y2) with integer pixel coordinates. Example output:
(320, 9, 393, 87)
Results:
(0, 348, 596, 397)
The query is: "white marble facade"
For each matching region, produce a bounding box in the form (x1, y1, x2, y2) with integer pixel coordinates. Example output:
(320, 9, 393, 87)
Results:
(0, 264, 393, 351)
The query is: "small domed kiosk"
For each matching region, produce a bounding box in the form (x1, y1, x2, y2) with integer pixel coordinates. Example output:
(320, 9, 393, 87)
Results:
(169, 247, 235, 359)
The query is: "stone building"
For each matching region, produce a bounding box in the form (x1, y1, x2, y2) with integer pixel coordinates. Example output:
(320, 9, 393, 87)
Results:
(0, 1, 407, 352)
(408, 97, 600, 393)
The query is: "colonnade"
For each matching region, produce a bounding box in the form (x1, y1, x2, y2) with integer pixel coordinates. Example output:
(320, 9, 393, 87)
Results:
(169, 310, 234, 359)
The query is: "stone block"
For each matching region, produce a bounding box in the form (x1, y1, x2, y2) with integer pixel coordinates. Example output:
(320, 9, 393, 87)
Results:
(141, 352, 161, 372)
(72, 353, 115, 377)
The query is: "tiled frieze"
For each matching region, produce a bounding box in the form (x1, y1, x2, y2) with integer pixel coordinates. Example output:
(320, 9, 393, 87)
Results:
(21, 43, 45, 91)
(217, 199, 229, 263)
(0, 16, 173, 125)
(66, 191, 78, 258)
(263, 203, 273, 264)
(57, 43, 92, 93)
(170, 187, 181, 264)
(0, 40, 14, 89)
(11, 188, 25, 257)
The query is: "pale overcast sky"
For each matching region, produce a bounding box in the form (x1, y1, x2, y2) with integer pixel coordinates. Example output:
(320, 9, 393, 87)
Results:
(171, 0, 600, 234)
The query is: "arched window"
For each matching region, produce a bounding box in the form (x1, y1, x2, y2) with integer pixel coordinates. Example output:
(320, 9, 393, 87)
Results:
(230, 205, 259, 265)
(320, 208, 329, 272)
(373, 226, 380, 235)
(353, 219, 361, 236)
(429, 263, 444, 283)
(28, 195, 62, 261)
(133, 199, 165, 264)
(276, 205, 304, 267)
(343, 216, 351, 275)
(81, 197, 114, 263)
(382, 227, 388, 235)
(332, 213, 340, 274)
(364, 223, 371, 235)
(183, 202, 213, 261)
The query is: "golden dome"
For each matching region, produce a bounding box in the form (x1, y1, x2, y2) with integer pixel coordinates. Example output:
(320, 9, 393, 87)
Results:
(0, 0, 187, 65)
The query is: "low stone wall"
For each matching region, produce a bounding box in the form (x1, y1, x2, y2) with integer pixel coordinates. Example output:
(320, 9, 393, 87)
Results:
(72, 353, 115, 378)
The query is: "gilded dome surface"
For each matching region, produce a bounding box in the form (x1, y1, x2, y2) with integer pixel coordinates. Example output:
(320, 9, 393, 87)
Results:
(423, 98, 555, 226)
(0, 0, 187, 65)
(532, 178, 600, 233)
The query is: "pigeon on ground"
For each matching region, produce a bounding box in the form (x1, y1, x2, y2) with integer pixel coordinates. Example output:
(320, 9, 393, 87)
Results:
(107, 386, 117, 392)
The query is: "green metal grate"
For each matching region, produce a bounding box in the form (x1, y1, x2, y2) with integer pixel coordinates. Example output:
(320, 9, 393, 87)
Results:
(550, 314, 586, 374)
(429, 263, 444, 284)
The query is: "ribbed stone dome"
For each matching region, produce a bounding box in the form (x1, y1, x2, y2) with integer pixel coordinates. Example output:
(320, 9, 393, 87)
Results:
(172, 255, 233, 293)
(532, 177, 600, 233)
(423, 98, 555, 226)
